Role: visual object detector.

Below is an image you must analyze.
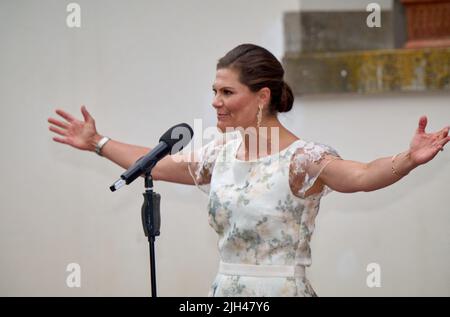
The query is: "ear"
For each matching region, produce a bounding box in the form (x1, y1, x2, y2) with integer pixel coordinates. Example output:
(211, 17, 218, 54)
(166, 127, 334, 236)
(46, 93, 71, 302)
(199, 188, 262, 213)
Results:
(258, 87, 271, 106)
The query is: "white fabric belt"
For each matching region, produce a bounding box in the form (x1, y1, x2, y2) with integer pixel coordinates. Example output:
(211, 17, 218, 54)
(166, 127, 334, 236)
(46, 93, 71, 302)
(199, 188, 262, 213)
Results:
(218, 261, 305, 278)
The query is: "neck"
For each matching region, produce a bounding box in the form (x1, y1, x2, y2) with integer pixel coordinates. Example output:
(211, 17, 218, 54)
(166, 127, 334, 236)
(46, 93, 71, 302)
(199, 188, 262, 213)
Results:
(238, 115, 285, 160)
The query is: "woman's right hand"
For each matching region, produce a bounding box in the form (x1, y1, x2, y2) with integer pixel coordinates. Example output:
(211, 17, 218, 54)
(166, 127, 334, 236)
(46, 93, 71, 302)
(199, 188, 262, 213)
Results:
(48, 105, 100, 152)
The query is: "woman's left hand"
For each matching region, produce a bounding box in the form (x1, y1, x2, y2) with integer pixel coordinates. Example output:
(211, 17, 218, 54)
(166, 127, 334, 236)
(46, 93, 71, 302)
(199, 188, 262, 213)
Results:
(408, 115, 449, 166)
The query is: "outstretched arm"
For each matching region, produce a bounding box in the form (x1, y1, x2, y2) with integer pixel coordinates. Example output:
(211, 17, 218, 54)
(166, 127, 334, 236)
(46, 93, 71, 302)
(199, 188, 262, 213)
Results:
(48, 106, 195, 185)
(319, 116, 449, 193)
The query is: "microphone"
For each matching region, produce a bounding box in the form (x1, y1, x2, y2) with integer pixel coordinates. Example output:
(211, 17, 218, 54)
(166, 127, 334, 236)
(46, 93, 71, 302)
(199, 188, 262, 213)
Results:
(110, 123, 194, 192)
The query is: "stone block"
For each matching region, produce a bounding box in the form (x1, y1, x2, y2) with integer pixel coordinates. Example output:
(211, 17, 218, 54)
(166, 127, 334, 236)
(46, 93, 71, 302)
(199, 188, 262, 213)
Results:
(284, 10, 405, 53)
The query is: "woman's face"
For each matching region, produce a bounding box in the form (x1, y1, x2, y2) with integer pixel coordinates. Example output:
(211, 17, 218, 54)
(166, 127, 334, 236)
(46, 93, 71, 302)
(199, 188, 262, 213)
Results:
(212, 68, 263, 132)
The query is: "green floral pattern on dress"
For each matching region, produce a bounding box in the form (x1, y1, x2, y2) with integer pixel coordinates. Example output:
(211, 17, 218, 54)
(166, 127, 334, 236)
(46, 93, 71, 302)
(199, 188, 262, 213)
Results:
(188, 132, 342, 297)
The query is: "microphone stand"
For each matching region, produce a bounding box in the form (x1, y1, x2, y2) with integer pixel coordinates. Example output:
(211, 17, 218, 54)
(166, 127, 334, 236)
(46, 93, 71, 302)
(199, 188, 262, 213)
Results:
(110, 123, 194, 296)
(141, 168, 161, 297)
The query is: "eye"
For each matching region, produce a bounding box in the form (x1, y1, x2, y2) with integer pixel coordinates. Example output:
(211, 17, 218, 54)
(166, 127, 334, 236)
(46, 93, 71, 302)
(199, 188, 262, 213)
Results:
(212, 89, 217, 96)
(223, 90, 233, 95)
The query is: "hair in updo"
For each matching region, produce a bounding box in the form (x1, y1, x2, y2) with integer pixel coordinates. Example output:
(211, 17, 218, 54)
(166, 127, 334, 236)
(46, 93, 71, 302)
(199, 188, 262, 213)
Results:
(216, 44, 294, 114)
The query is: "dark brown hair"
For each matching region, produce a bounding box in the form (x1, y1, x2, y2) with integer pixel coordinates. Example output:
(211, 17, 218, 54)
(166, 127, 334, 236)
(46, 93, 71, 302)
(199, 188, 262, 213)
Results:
(217, 44, 293, 114)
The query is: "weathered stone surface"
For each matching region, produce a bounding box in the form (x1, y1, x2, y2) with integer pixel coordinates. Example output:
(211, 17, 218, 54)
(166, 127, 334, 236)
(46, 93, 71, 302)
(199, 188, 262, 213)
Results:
(283, 47, 450, 95)
(284, 11, 403, 53)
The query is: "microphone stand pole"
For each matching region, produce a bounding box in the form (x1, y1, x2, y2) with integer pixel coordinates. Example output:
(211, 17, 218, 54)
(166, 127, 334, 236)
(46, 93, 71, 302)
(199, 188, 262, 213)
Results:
(141, 169, 161, 297)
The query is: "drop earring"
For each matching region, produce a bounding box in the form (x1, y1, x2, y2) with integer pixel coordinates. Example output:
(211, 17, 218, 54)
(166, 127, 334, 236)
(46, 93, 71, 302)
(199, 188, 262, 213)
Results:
(257, 104, 263, 129)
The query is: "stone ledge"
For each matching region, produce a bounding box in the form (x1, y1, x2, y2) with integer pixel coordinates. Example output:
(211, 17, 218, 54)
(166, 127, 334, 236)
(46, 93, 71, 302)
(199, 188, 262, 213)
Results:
(283, 47, 450, 95)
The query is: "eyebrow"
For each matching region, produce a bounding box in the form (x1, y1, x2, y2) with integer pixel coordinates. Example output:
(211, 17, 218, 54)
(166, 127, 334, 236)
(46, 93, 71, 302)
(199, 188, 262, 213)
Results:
(212, 85, 235, 90)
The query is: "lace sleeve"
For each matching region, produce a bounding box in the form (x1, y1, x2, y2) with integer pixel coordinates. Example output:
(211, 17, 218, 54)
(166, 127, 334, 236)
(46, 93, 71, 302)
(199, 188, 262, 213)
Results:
(187, 133, 229, 195)
(289, 141, 342, 199)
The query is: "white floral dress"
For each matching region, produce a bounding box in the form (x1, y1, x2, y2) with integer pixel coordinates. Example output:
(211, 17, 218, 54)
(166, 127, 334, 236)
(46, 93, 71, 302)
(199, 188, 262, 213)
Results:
(188, 132, 342, 297)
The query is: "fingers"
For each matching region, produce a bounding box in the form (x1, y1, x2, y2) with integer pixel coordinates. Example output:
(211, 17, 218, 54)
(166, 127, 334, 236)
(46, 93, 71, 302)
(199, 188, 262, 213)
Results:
(48, 117, 68, 130)
(433, 126, 449, 139)
(49, 125, 68, 137)
(55, 109, 76, 123)
(81, 105, 93, 123)
(437, 135, 450, 147)
(416, 115, 427, 134)
(52, 137, 69, 145)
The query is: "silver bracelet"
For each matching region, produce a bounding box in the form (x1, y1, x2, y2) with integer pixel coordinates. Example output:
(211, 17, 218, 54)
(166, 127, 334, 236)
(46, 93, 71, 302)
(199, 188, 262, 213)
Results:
(95, 136, 110, 156)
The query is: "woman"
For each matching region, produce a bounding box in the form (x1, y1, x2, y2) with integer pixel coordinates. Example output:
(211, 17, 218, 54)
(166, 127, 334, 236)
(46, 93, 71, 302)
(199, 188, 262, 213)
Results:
(48, 44, 449, 296)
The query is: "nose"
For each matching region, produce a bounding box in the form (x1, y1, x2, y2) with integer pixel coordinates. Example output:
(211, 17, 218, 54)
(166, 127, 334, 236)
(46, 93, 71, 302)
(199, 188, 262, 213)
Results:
(212, 95, 223, 109)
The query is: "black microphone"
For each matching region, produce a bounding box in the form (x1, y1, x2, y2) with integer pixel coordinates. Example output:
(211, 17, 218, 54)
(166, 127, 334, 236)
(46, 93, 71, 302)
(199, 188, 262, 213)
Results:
(110, 123, 194, 192)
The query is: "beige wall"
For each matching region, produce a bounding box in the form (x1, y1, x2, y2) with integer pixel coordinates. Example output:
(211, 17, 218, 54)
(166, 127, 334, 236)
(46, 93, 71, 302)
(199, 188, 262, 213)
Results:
(0, 0, 448, 296)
